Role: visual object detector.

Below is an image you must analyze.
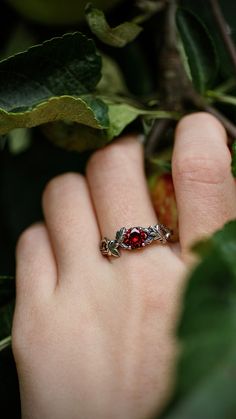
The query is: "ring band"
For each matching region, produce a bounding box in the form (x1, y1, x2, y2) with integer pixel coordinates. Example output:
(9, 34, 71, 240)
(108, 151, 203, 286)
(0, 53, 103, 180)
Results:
(100, 224, 172, 258)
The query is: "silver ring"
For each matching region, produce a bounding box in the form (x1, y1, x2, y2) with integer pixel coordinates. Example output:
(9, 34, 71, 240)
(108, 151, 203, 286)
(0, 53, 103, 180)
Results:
(100, 224, 172, 258)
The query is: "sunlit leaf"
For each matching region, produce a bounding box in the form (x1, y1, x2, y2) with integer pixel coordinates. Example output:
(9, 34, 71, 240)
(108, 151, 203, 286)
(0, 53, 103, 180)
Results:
(85, 3, 142, 47)
(0, 32, 109, 134)
(97, 54, 128, 94)
(43, 99, 179, 152)
(105, 101, 180, 140)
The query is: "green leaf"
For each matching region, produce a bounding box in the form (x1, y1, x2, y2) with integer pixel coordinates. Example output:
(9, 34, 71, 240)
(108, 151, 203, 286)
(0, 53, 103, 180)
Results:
(176, 8, 219, 93)
(0, 32, 109, 134)
(85, 3, 143, 47)
(178, 0, 235, 79)
(42, 121, 109, 152)
(134, 0, 165, 24)
(163, 221, 236, 419)
(6, 0, 123, 25)
(8, 128, 32, 155)
(106, 102, 144, 139)
(115, 42, 155, 96)
(0, 336, 11, 352)
(231, 141, 236, 178)
(97, 54, 128, 95)
(105, 101, 181, 140)
(0, 95, 109, 135)
(0, 32, 101, 102)
(206, 90, 236, 106)
(42, 98, 180, 152)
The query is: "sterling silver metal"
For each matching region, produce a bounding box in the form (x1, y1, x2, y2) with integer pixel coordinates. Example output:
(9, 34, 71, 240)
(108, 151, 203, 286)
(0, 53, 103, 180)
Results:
(100, 224, 172, 258)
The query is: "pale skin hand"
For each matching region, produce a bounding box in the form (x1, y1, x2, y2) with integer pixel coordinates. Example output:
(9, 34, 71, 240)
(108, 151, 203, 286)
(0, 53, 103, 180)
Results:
(12, 113, 236, 419)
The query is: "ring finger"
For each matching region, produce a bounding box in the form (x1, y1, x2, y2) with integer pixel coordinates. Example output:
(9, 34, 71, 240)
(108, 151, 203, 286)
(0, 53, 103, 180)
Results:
(86, 135, 171, 259)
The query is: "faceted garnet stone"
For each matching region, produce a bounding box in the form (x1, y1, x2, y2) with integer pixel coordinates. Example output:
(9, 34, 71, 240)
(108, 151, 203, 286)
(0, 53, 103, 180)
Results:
(123, 227, 147, 249)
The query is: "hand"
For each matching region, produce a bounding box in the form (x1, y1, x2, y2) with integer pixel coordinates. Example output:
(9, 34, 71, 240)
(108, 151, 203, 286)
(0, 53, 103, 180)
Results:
(12, 113, 236, 419)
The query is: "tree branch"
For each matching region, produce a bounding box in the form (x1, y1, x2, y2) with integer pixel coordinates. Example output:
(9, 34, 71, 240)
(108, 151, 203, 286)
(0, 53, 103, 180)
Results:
(209, 0, 236, 75)
(145, 119, 172, 157)
(204, 105, 236, 141)
(188, 89, 236, 141)
(145, 0, 236, 156)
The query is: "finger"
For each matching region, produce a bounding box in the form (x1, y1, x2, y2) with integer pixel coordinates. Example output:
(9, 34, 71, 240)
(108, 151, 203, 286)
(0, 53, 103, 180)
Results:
(86, 136, 158, 239)
(16, 223, 57, 304)
(172, 112, 236, 258)
(42, 173, 102, 275)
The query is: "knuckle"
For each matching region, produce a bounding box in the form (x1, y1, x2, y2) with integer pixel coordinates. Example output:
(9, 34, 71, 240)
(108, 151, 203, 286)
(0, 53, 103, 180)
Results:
(12, 321, 29, 359)
(12, 307, 41, 360)
(174, 152, 231, 186)
(12, 306, 53, 361)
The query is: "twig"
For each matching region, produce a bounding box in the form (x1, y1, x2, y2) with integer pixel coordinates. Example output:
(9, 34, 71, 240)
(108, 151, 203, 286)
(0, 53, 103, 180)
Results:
(187, 88, 236, 140)
(209, 0, 236, 76)
(134, 0, 166, 24)
(145, 0, 236, 155)
(145, 119, 172, 157)
(204, 105, 236, 140)
(145, 0, 180, 156)
(165, 0, 177, 49)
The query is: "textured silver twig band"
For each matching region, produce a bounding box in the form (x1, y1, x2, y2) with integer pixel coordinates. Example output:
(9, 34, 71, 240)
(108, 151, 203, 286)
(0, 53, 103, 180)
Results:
(100, 224, 172, 258)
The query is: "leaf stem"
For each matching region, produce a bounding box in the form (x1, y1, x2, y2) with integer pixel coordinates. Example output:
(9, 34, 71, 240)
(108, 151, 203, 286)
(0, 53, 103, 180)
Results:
(204, 104, 236, 140)
(0, 336, 11, 351)
(145, 119, 173, 157)
(165, 0, 177, 49)
(187, 89, 236, 140)
(142, 110, 181, 119)
(209, 0, 236, 76)
(133, 0, 166, 25)
(213, 78, 236, 94)
(207, 90, 236, 106)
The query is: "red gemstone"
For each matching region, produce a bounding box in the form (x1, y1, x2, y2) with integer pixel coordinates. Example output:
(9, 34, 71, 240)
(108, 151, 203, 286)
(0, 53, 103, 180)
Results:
(123, 228, 147, 249)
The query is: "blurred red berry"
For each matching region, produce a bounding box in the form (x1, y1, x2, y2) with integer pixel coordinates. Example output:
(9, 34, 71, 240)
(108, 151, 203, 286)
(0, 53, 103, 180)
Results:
(150, 173, 179, 242)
